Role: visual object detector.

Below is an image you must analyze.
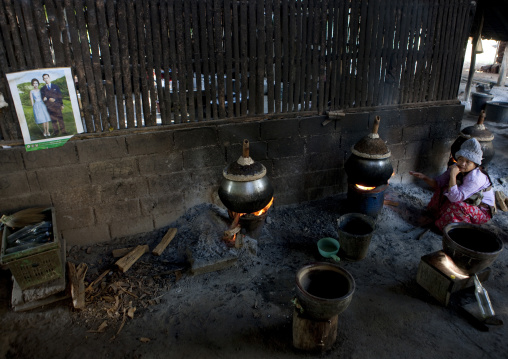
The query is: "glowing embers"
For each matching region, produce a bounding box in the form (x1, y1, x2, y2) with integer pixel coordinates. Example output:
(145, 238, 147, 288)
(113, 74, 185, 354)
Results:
(355, 184, 376, 191)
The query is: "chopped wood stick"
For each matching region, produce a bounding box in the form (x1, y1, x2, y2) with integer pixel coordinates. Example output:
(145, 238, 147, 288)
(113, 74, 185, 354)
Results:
(68, 262, 88, 310)
(87, 320, 108, 333)
(118, 286, 139, 299)
(115, 245, 149, 273)
(139, 337, 151, 343)
(152, 228, 178, 256)
(383, 199, 399, 207)
(113, 309, 127, 339)
(111, 247, 135, 258)
(86, 269, 110, 292)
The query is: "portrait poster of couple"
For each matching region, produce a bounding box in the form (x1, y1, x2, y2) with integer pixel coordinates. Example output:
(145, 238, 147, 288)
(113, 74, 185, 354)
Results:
(6, 67, 83, 151)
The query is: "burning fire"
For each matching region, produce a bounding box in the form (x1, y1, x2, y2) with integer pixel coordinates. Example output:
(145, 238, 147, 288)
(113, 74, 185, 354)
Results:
(355, 184, 376, 191)
(251, 197, 274, 216)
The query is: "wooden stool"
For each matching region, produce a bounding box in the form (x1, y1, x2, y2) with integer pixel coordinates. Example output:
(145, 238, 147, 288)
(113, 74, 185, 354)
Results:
(292, 309, 338, 351)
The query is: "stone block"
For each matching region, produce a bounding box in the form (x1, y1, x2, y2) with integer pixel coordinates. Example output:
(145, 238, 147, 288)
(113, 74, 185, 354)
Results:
(271, 175, 305, 193)
(76, 136, 128, 163)
(90, 157, 139, 183)
(272, 157, 306, 177)
(271, 191, 307, 206)
(338, 112, 369, 134)
(305, 185, 343, 202)
(402, 125, 430, 142)
(99, 178, 149, 203)
(370, 109, 401, 128)
(153, 210, 184, 229)
(125, 130, 174, 155)
(399, 107, 429, 127)
(305, 153, 342, 172)
(23, 143, 78, 170)
(137, 151, 183, 175)
(260, 118, 300, 140)
(304, 169, 343, 189)
(0, 148, 24, 172)
(0, 192, 52, 214)
(267, 138, 305, 159)
(95, 198, 141, 223)
(109, 216, 154, 239)
(306, 134, 341, 154)
(405, 141, 433, 160)
(226, 141, 267, 162)
(146, 172, 193, 196)
(61, 224, 111, 245)
(218, 122, 261, 145)
(56, 207, 95, 231)
(36, 164, 91, 191)
(182, 146, 225, 169)
(140, 192, 185, 217)
(51, 185, 100, 210)
(430, 120, 460, 140)
(174, 127, 218, 150)
(26, 171, 40, 191)
(389, 143, 406, 160)
(0, 172, 29, 198)
(378, 126, 403, 145)
(299, 116, 337, 136)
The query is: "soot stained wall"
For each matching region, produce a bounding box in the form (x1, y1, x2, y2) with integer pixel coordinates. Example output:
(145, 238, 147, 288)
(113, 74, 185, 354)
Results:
(0, 104, 463, 245)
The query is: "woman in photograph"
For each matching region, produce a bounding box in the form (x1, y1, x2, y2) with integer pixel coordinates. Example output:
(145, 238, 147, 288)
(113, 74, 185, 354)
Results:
(30, 78, 52, 137)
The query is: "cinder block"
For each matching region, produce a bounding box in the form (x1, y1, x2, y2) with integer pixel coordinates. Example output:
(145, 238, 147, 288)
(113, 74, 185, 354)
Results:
(267, 138, 305, 158)
(370, 109, 400, 128)
(389, 143, 406, 160)
(36, 164, 91, 191)
(0, 192, 52, 214)
(0, 148, 24, 172)
(125, 130, 174, 156)
(51, 185, 101, 210)
(153, 210, 184, 229)
(174, 127, 218, 150)
(260, 118, 300, 140)
(110, 216, 153, 241)
(183, 146, 225, 169)
(137, 151, 183, 175)
(61, 224, 111, 245)
(271, 191, 307, 206)
(271, 175, 305, 193)
(405, 141, 433, 159)
(432, 138, 455, 157)
(272, 157, 307, 177)
(299, 116, 337, 136)
(218, 122, 260, 145)
(76, 136, 128, 163)
(306, 134, 341, 154)
(305, 185, 343, 202)
(23, 143, 78, 170)
(56, 207, 95, 231)
(140, 193, 185, 217)
(26, 171, 40, 191)
(399, 107, 429, 127)
(305, 153, 342, 172)
(146, 172, 193, 196)
(338, 112, 369, 134)
(304, 169, 343, 188)
(0, 172, 30, 198)
(99, 178, 149, 203)
(402, 125, 430, 142)
(378, 126, 403, 145)
(430, 121, 460, 140)
(226, 141, 267, 162)
(89, 157, 139, 183)
(95, 198, 141, 223)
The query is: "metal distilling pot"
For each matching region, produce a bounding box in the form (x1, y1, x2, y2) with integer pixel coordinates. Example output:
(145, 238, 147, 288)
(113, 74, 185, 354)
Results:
(218, 139, 274, 214)
(344, 116, 393, 187)
(450, 110, 495, 166)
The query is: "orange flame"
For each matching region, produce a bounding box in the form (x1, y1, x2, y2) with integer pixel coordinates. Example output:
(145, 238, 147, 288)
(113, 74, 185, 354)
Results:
(251, 197, 274, 216)
(355, 184, 376, 191)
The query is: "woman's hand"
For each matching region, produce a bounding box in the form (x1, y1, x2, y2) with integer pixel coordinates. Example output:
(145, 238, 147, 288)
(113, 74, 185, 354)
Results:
(409, 171, 426, 180)
(409, 171, 437, 190)
(449, 164, 460, 178)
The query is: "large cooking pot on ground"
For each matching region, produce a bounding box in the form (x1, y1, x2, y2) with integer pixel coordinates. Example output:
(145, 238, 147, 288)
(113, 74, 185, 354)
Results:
(344, 116, 393, 187)
(450, 110, 494, 166)
(218, 139, 274, 214)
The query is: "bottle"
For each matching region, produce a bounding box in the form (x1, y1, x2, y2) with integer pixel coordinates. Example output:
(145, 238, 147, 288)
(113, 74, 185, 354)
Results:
(473, 274, 495, 318)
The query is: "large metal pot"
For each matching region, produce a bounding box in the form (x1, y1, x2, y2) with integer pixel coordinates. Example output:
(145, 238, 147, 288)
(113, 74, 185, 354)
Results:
(218, 139, 274, 214)
(344, 116, 393, 187)
(450, 110, 494, 166)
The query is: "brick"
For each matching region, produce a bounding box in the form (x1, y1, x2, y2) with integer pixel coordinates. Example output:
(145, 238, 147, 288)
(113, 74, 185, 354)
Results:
(272, 157, 306, 177)
(153, 210, 183, 229)
(341, 133, 364, 153)
(23, 143, 78, 170)
(402, 125, 430, 142)
(430, 120, 460, 140)
(140, 192, 185, 217)
(109, 215, 154, 239)
(99, 178, 149, 203)
(432, 138, 455, 157)
(306, 185, 343, 201)
(51, 185, 100, 210)
(146, 172, 193, 196)
(306, 153, 343, 172)
(184, 186, 220, 209)
(0, 147, 24, 172)
(399, 107, 429, 127)
(404, 141, 433, 159)
(95, 198, 141, 223)
(138, 151, 183, 175)
(90, 157, 139, 183)
(261, 118, 300, 140)
(304, 169, 343, 188)
(36, 164, 90, 191)
(306, 134, 341, 154)
(267, 138, 305, 158)
(76, 136, 128, 162)
(26, 171, 40, 191)
(218, 122, 260, 145)
(299, 115, 337, 136)
(62, 224, 111, 245)
(338, 112, 369, 134)
(378, 126, 403, 145)
(370, 109, 401, 128)
(389, 143, 406, 160)
(226, 141, 268, 162)
(0, 172, 29, 198)
(271, 191, 307, 206)
(125, 130, 174, 155)
(0, 192, 52, 214)
(183, 146, 225, 169)
(56, 207, 95, 231)
(271, 175, 305, 193)
(174, 127, 218, 150)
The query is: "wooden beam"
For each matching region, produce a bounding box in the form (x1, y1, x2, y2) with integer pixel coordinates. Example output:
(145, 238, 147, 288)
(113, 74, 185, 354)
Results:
(496, 43, 508, 87)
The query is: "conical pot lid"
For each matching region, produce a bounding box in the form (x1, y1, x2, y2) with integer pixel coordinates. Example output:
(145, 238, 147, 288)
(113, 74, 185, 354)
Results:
(351, 116, 391, 159)
(459, 111, 494, 142)
(223, 139, 267, 181)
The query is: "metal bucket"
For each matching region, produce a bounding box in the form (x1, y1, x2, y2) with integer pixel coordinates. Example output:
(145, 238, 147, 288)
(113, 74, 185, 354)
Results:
(471, 92, 494, 115)
(485, 101, 508, 123)
(337, 213, 376, 261)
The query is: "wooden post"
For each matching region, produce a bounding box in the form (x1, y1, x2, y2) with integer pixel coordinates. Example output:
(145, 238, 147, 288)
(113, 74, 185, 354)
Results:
(115, 245, 149, 273)
(292, 310, 339, 351)
(496, 43, 508, 87)
(464, 12, 484, 102)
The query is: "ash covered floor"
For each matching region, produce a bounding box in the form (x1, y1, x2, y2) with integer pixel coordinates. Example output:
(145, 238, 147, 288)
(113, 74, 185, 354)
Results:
(1, 112, 508, 358)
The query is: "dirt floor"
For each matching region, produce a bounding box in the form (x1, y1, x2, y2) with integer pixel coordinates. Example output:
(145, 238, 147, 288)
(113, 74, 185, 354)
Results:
(1, 75, 508, 358)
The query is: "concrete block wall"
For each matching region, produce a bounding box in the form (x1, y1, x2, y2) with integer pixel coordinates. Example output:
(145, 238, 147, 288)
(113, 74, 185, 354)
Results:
(0, 103, 463, 245)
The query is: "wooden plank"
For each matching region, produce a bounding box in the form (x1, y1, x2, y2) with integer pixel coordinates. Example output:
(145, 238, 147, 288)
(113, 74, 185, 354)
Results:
(317, 0, 328, 113)
(413, 2, 432, 103)
(41, 0, 65, 66)
(400, 0, 419, 105)
(116, 0, 134, 128)
(379, 0, 397, 106)
(370, 0, 386, 106)
(430, 0, 450, 101)
(152, 228, 178, 256)
(273, 0, 282, 113)
(408, 2, 424, 104)
(96, 0, 118, 130)
(19, 0, 43, 69)
(322, 0, 334, 113)
(256, 0, 266, 114)
(151, 0, 165, 124)
(287, 0, 296, 112)
(265, 0, 274, 114)
(67, 262, 87, 310)
(214, 0, 226, 118)
(0, 0, 18, 69)
(126, 0, 142, 127)
(438, 0, 459, 101)
(11, 0, 32, 68)
(328, 0, 340, 109)
(197, 0, 211, 120)
(347, 0, 360, 108)
(224, 0, 234, 118)
(143, 0, 158, 126)
(356, 0, 369, 108)
(338, 0, 348, 108)
(436, 0, 455, 101)
(115, 245, 149, 273)
(159, 0, 172, 125)
(447, 0, 468, 100)
(168, 0, 182, 122)
(454, 1, 475, 93)
(303, 0, 313, 110)
(294, 0, 305, 112)
(53, 0, 73, 67)
(248, 0, 257, 114)
(190, 0, 204, 122)
(390, 0, 410, 105)
(206, 0, 219, 119)
(135, 0, 151, 125)
(31, 0, 53, 66)
(232, 0, 242, 116)
(183, 0, 196, 122)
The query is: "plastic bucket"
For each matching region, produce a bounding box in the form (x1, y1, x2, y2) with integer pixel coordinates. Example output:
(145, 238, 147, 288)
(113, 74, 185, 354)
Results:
(471, 92, 494, 115)
(485, 101, 508, 123)
(337, 213, 375, 261)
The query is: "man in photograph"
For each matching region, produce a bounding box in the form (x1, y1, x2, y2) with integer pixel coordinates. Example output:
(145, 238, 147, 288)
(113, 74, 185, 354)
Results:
(41, 73, 67, 136)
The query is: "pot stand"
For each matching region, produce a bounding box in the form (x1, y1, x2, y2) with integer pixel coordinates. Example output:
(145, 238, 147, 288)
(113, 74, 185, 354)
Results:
(292, 309, 338, 351)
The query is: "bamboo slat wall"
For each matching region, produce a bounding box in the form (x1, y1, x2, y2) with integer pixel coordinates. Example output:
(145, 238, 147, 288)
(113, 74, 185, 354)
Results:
(0, 0, 475, 140)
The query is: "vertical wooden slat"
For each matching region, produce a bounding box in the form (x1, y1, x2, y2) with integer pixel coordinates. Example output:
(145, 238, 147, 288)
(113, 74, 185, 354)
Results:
(143, 0, 157, 126)
(356, 0, 369, 107)
(126, 0, 142, 126)
(413, 2, 431, 103)
(168, 0, 182, 121)
(117, 0, 134, 128)
(435, 0, 453, 101)
(450, 1, 473, 100)
(159, 0, 172, 124)
(287, 0, 296, 112)
(303, 0, 313, 110)
(96, 0, 118, 130)
(390, 0, 410, 105)
(206, 0, 219, 119)
(151, 0, 165, 124)
(429, 0, 448, 101)
(190, 0, 204, 121)
(53, 0, 73, 66)
(265, 0, 274, 114)
(12, 0, 33, 68)
(197, 0, 211, 120)
(310, 0, 322, 111)
(232, 0, 241, 116)
(31, 0, 53, 66)
(214, 0, 226, 118)
(135, 0, 151, 125)
(20, 0, 43, 69)
(447, 0, 467, 99)
(224, 0, 234, 118)
(183, 0, 196, 122)
(3, 0, 25, 68)
(106, 0, 126, 128)
(256, 0, 266, 114)
(318, 0, 328, 113)
(400, 0, 418, 104)
(44, 0, 65, 66)
(369, 0, 385, 106)
(273, 0, 281, 113)
(338, 0, 348, 108)
(439, 0, 460, 100)
(420, 1, 439, 103)
(294, 0, 305, 111)
(328, 0, 339, 109)
(248, 0, 257, 114)
(379, 0, 398, 105)
(280, 0, 289, 112)
(347, 0, 360, 108)
(322, 0, 334, 112)
(405, 1, 423, 104)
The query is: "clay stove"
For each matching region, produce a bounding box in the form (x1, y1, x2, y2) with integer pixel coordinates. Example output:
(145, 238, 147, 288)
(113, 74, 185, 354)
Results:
(344, 116, 393, 217)
(218, 139, 274, 247)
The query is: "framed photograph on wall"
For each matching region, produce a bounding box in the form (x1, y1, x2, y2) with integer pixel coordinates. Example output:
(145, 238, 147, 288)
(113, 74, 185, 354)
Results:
(5, 67, 83, 151)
